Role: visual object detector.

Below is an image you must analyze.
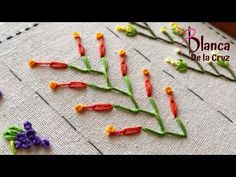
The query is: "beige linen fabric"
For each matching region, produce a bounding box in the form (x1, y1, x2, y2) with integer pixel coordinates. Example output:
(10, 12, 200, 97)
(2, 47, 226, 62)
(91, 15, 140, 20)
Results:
(0, 22, 235, 154)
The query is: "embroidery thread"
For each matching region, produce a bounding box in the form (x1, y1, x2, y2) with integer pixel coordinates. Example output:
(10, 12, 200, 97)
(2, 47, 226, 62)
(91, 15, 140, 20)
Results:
(3, 121, 50, 155)
(116, 22, 236, 82)
(28, 32, 187, 138)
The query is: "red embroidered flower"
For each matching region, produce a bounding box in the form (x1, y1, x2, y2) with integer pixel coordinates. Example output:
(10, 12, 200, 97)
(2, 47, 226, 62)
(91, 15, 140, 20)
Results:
(105, 125, 141, 136)
(75, 103, 113, 113)
(118, 49, 127, 76)
(164, 87, 178, 118)
(143, 69, 152, 97)
(73, 32, 85, 56)
(96, 32, 105, 57)
(28, 60, 68, 69)
(49, 81, 87, 90)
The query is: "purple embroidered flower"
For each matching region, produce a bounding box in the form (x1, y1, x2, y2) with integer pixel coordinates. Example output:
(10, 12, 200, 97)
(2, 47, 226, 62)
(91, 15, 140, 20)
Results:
(22, 139, 32, 149)
(16, 132, 27, 141)
(26, 128, 36, 138)
(14, 140, 22, 149)
(32, 136, 41, 146)
(28, 134, 36, 141)
(23, 121, 32, 130)
(41, 139, 50, 148)
(22, 143, 31, 149)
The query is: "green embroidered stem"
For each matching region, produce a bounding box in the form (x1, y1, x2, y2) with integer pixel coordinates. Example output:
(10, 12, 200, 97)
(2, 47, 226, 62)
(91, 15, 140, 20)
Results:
(139, 109, 156, 116)
(90, 69, 104, 74)
(163, 32, 174, 42)
(101, 57, 108, 73)
(87, 83, 111, 91)
(88, 83, 131, 96)
(226, 67, 236, 80)
(123, 76, 139, 109)
(149, 97, 160, 114)
(10, 140, 16, 155)
(173, 41, 188, 48)
(209, 62, 220, 75)
(138, 32, 172, 44)
(111, 87, 130, 96)
(143, 22, 157, 38)
(113, 104, 138, 114)
(142, 128, 165, 137)
(137, 32, 187, 48)
(165, 131, 186, 138)
(82, 56, 92, 70)
(123, 76, 133, 95)
(149, 97, 165, 132)
(68, 64, 89, 73)
(68, 64, 103, 74)
(130, 22, 188, 48)
(177, 52, 236, 82)
(187, 66, 236, 82)
(130, 95, 139, 109)
(143, 129, 186, 138)
(178, 52, 205, 71)
(176, 117, 187, 137)
(101, 57, 112, 87)
(130, 22, 148, 30)
(104, 72, 112, 87)
(113, 104, 156, 117)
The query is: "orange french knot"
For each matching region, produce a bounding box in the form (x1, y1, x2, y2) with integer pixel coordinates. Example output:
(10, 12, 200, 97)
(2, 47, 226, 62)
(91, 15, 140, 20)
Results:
(74, 103, 85, 113)
(28, 59, 37, 68)
(164, 86, 173, 94)
(49, 81, 58, 90)
(73, 32, 80, 39)
(105, 125, 116, 136)
(143, 69, 150, 75)
(96, 32, 104, 40)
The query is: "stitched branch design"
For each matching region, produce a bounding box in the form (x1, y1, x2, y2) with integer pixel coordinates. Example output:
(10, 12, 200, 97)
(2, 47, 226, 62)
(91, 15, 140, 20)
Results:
(115, 22, 236, 82)
(27, 32, 187, 138)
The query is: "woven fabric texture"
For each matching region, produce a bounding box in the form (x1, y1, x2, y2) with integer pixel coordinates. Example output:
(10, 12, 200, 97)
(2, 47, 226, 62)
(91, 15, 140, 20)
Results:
(0, 22, 235, 154)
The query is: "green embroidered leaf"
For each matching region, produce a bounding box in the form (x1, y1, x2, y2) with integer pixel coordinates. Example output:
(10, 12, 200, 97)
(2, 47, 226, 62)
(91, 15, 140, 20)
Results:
(216, 59, 229, 68)
(9, 125, 23, 132)
(3, 134, 17, 141)
(3, 125, 23, 141)
(175, 59, 188, 73)
(124, 76, 133, 95)
(10, 140, 16, 155)
(8, 127, 23, 134)
(81, 56, 91, 70)
(126, 24, 138, 37)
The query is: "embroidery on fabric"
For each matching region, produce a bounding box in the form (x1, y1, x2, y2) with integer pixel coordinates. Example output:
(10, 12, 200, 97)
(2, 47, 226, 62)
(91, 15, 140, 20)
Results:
(28, 32, 187, 138)
(3, 121, 50, 155)
(115, 22, 236, 82)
